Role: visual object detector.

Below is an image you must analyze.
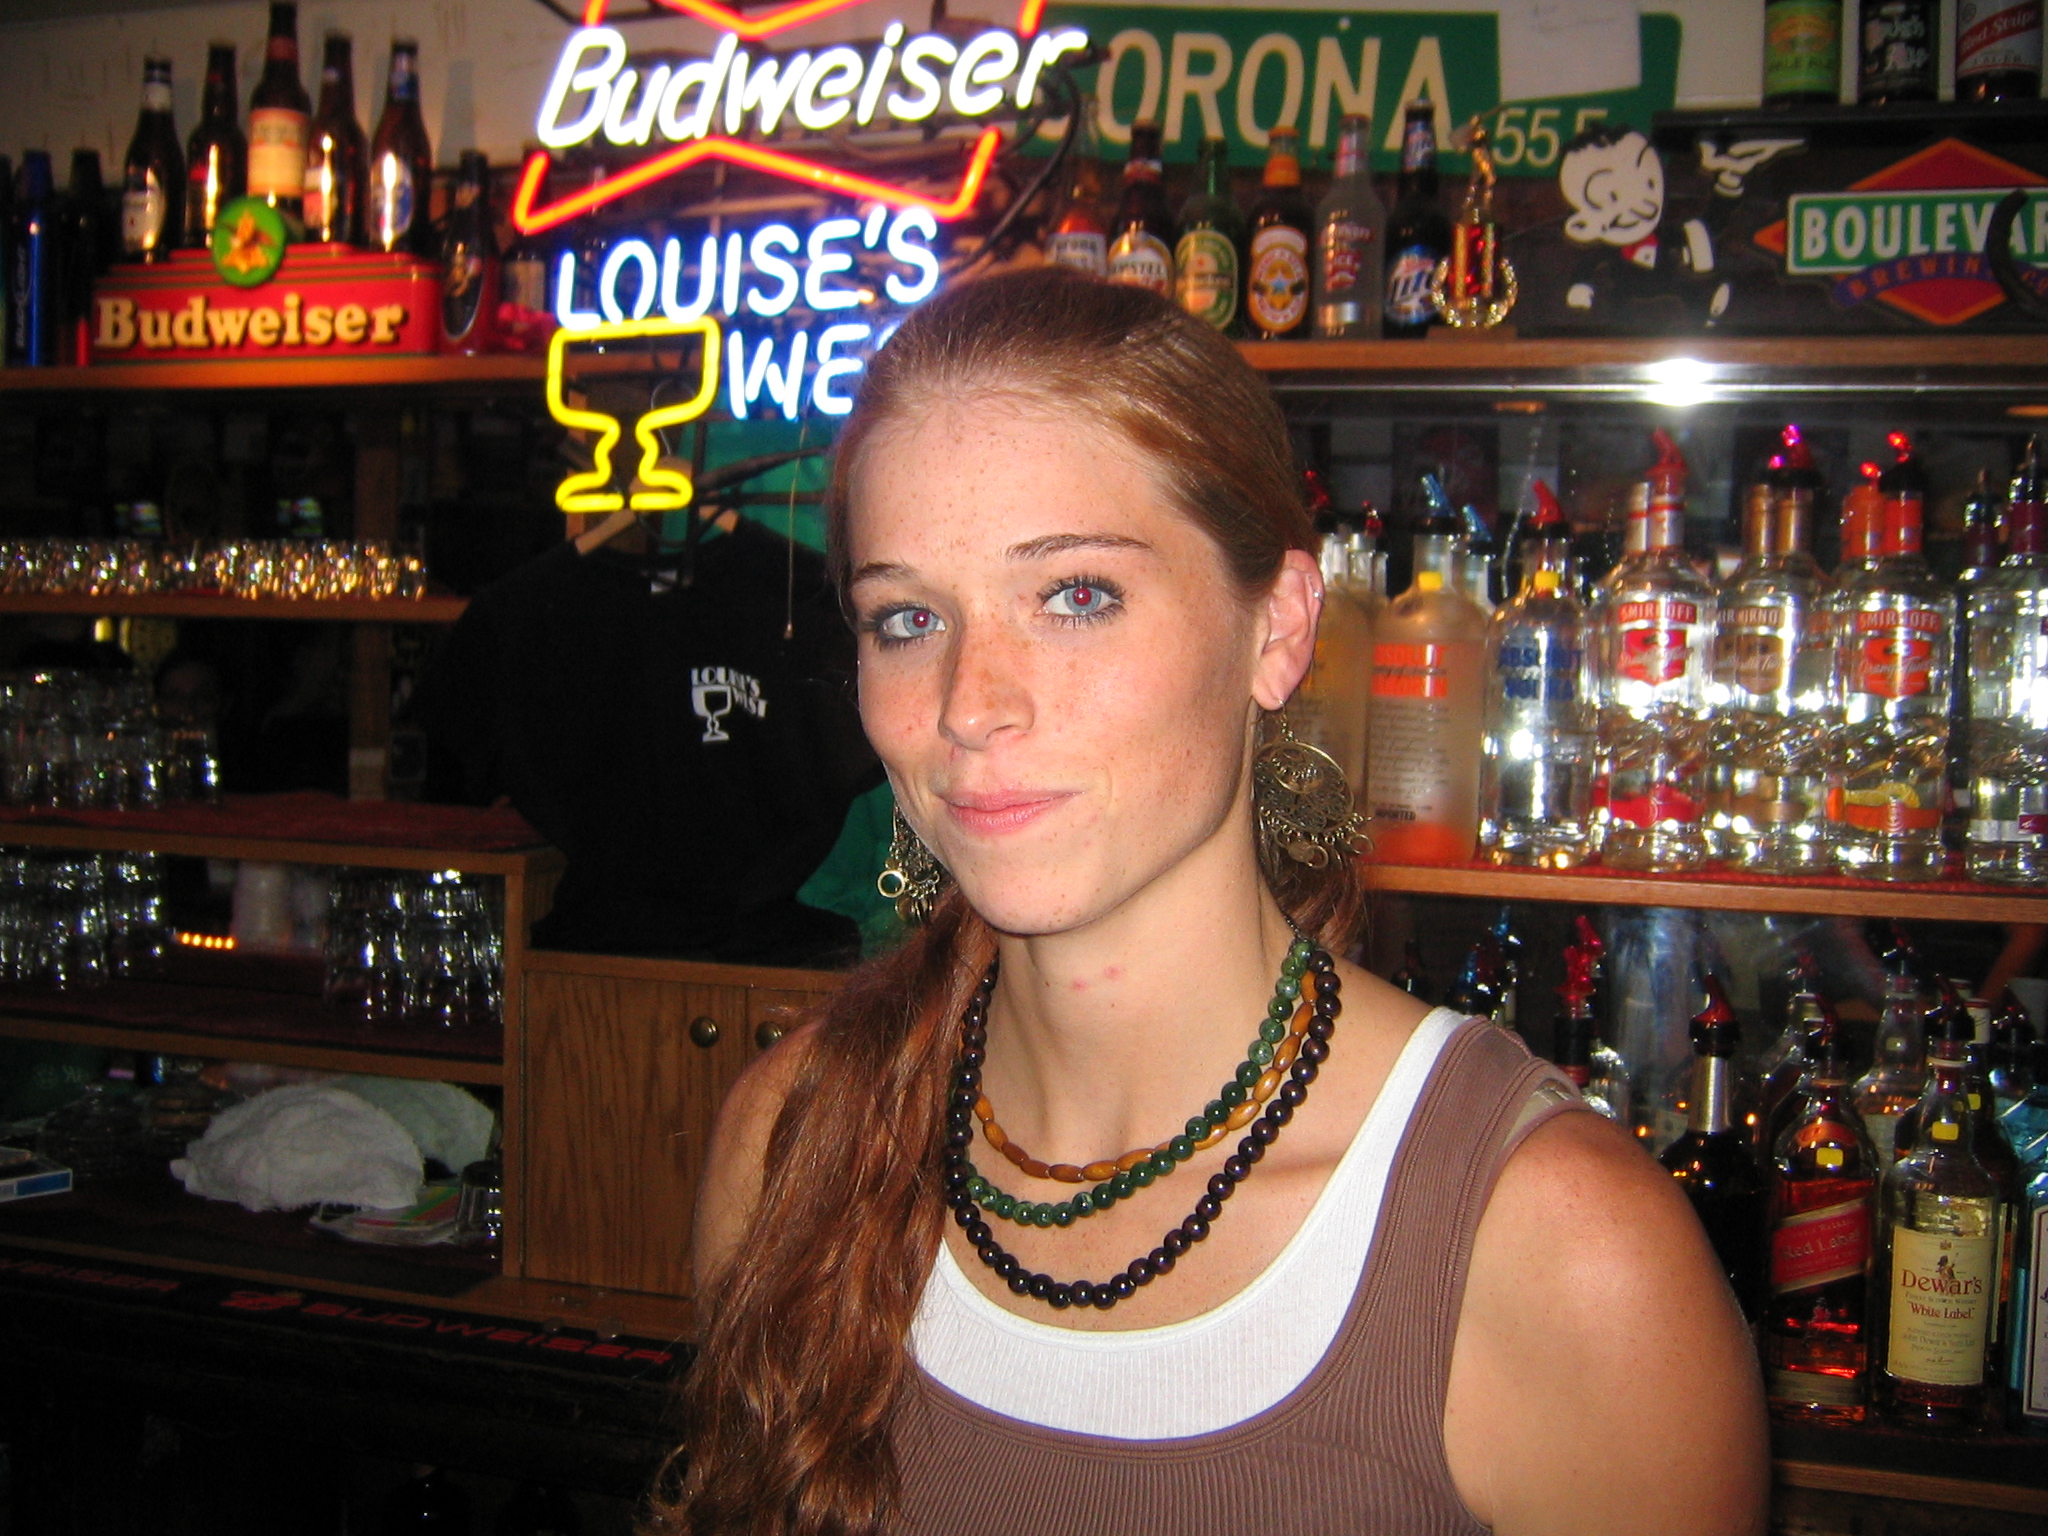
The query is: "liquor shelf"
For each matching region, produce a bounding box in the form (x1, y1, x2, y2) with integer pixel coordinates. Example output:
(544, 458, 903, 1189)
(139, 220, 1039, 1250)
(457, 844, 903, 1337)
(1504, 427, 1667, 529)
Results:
(1365, 860, 2048, 923)
(0, 353, 544, 393)
(0, 592, 467, 623)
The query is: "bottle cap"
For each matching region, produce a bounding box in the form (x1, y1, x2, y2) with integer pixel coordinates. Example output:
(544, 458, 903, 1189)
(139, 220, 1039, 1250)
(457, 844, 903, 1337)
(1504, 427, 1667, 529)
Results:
(1415, 570, 1444, 592)
(1689, 973, 1739, 1057)
(1526, 479, 1566, 532)
(1778, 423, 1815, 473)
(1532, 569, 1560, 592)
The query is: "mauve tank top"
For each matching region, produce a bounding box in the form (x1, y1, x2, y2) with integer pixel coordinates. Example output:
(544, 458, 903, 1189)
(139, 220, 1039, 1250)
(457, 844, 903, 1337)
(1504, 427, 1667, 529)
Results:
(890, 1018, 1585, 1535)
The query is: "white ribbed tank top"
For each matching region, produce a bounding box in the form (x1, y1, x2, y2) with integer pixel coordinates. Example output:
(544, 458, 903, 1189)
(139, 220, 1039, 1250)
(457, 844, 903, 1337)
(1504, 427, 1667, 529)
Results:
(908, 1006, 1466, 1440)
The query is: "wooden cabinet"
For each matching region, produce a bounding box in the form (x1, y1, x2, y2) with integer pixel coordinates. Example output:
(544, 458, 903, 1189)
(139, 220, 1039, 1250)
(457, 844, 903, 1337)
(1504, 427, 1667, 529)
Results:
(519, 952, 839, 1297)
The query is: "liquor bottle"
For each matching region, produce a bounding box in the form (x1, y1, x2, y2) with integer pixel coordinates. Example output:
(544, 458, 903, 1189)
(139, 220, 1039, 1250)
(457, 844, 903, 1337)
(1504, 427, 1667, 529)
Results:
(303, 33, 365, 244)
(1967, 441, 2048, 884)
(1956, 0, 2043, 102)
(1554, 947, 1629, 1122)
(369, 39, 434, 256)
(1859, 0, 1939, 104)
(1173, 138, 1240, 333)
(8, 152, 60, 367)
(1760, 960, 1830, 1151)
(1661, 975, 1768, 1319)
(1105, 120, 1173, 295)
(1712, 428, 1834, 872)
(121, 55, 184, 261)
(1245, 127, 1312, 341)
(1293, 516, 1372, 796)
(1479, 481, 1594, 866)
(2003, 1037, 2048, 1431)
(1855, 961, 1928, 1165)
(1446, 934, 1506, 1025)
(1365, 493, 1489, 863)
(247, 2, 311, 228)
(1383, 93, 1448, 339)
(1950, 468, 2003, 843)
(1764, 0, 1845, 107)
(1390, 938, 1434, 1003)
(1991, 993, 2036, 1115)
(64, 150, 114, 364)
(441, 152, 499, 354)
(1830, 434, 1954, 882)
(1490, 906, 1525, 1032)
(1045, 98, 1108, 278)
(1595, 431, 1718, 871)
(1313, 113, 1384, 340)
(1765, 1008, 1878, 1421)
(185, 44, 246, 245)
(1872, 1016, 2004, 1428)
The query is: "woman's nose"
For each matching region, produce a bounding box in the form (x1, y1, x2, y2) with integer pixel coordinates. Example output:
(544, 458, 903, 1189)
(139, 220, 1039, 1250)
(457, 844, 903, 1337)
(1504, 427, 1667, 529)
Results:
(938, 620, 1033, 750)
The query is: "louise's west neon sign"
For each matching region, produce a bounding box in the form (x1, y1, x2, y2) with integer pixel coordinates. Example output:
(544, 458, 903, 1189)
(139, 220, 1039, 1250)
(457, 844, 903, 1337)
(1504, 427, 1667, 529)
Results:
(513, 0, 1086, 234)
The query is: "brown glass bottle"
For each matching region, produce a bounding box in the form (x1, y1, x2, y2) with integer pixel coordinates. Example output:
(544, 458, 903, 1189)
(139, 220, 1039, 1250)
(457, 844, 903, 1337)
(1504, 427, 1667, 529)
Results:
(440, 151, 499, 354)
(1104, 121, 1174, 296)
(1383, 95, 1449, 338)
(1660, 976, 1767, 1319)
(1245, 127, 1312, 341)
(368, 39, 434, 255)
(303, 34, 365, 244)
(1955, 1, 2042, 102)
(247, 2, 311, 227)
(1765, 1011, 1878, 1422)
(1859, 0, 1938, 104)
(121, 55, 184, 260)
(184, 44, 246, 245)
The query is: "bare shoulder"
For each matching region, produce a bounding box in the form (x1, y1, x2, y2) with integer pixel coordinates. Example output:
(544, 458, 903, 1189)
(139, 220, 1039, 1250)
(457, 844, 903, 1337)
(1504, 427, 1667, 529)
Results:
(1444, 1110, 1770, 1536)
(691, 1020, 819, 1296)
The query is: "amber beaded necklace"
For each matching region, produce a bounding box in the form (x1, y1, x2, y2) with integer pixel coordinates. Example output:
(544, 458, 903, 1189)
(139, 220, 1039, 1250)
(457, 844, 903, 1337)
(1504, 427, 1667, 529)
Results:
(942, 942, 1342, 1312)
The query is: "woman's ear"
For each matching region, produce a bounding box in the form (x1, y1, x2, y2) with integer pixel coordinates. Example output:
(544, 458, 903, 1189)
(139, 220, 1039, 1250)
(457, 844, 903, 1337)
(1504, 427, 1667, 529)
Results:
(1250, 548, 1323, 712)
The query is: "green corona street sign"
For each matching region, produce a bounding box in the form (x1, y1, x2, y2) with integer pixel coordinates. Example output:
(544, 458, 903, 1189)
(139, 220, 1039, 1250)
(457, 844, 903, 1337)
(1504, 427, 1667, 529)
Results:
(1040, 6, 1681, 172)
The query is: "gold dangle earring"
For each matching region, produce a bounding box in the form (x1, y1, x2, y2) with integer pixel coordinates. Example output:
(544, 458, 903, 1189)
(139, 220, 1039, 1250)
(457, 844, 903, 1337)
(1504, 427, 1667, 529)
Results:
(877, 805, 951, 925)
(1253, 714, 1365, 871)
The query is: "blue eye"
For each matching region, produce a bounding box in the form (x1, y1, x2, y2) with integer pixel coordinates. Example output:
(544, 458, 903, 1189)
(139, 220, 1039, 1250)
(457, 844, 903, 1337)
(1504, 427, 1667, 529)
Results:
(1042, 580, 1121, 621)
(874, 606, 945, 643)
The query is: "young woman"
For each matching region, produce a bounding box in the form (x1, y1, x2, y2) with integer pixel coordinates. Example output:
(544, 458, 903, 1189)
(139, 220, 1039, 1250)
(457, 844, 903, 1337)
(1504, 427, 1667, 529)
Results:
(659, 269, 1767, 1535)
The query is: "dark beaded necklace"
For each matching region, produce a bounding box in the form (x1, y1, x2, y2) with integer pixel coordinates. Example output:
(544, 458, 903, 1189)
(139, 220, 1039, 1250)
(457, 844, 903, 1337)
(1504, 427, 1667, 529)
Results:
(941, 946, 1341, 1313)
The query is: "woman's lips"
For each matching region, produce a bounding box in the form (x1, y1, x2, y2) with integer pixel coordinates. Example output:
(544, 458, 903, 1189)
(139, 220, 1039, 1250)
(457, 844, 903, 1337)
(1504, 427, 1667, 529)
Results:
(941, 790, 1074, 837)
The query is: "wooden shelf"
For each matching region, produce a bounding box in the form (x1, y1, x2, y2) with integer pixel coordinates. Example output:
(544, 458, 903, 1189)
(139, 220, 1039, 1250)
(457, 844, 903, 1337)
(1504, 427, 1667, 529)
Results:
(1238, 334, 2048, 377)
(1367, 861, 2048, 923)
(0, 1009, 502, 1086)
(0, 592, 466, 623)
(0, 794, 554, 877)
(0, 354, 543, 394)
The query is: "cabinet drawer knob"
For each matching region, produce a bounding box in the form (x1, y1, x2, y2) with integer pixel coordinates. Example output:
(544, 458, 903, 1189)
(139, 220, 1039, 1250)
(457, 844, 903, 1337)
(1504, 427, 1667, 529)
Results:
(755, 1019, 787, 1050)
(687, 1016, 721, 1048)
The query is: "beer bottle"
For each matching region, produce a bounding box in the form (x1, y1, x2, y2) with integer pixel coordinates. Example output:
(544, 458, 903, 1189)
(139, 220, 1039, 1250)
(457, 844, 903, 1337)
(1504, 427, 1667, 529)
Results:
(1859, 0, 1938, 104)
(1383, 95, 1449, 339)
(1173, 137, 1241, 332)
(1763, 0, 1844, 108)
(1045, 95, 1108, 277)
(9, 152, 61, 367)
(121, 55, 184, 261)
(1245, 127, 1312, 340)
(368, 39, 434, 255)
(247, 2, 312, 228)
(1105, 120, 1174, 296)
(441, 151, 500, 354)
(1314, 113, 1385, 339)
(184, 43, 247, 245)
(304, 34, 366, 244)
(1955, 1, 2043, 102)
(65, 150, 114, 364)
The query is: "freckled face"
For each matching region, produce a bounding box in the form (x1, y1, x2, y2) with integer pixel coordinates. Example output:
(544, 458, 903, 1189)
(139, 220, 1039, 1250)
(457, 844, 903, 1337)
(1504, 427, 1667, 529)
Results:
(847, 396, 1265, 936)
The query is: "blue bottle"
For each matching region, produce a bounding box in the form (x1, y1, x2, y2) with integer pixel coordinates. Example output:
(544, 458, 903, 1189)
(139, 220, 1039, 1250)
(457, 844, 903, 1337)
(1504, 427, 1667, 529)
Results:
(2003, 1037, 2048, 1433)
(9, 151, 60, 366)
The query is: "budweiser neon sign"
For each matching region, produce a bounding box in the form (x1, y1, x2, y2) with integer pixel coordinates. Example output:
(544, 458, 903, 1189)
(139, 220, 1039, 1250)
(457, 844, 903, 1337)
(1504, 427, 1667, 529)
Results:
(513, 0, 1086, 234)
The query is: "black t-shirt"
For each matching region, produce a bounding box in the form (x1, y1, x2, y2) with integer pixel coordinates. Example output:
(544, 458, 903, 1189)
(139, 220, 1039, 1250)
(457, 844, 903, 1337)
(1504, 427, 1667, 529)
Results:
(424, 523, 878, 963)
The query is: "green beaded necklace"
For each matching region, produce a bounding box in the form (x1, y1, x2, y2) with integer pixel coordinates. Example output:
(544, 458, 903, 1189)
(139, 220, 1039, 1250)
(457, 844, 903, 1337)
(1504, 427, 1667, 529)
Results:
(966, 934, 1319, 1227)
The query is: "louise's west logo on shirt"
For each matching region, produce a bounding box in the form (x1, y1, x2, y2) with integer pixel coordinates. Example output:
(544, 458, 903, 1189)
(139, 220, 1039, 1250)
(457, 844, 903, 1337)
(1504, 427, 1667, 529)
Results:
(691, 666, 767, 742)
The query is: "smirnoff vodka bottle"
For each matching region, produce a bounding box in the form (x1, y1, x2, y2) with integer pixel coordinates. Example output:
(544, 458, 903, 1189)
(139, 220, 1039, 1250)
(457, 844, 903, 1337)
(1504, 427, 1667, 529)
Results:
(1830, 434, 1955, 882)
(1712, 427, 1835, 871)
(1479, 481, 1592, 866)
(1967, 438, 2048, 883)
(1595, 431, 1718, 870)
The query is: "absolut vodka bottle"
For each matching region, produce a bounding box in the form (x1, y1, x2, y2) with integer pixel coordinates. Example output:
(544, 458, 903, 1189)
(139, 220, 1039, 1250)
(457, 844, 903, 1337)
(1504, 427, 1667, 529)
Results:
(1830, 434, 1954, 882)
(1712, 427, 1835, 871)
(1479, 481, 1592, 866)
(1967, 439, 2048, 883)
(1595, 431, 1718, 870)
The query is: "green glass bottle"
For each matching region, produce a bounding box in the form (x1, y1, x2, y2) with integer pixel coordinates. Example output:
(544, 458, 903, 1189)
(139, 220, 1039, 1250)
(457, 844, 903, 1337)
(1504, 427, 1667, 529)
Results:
(1173, 138, 1241, 334)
